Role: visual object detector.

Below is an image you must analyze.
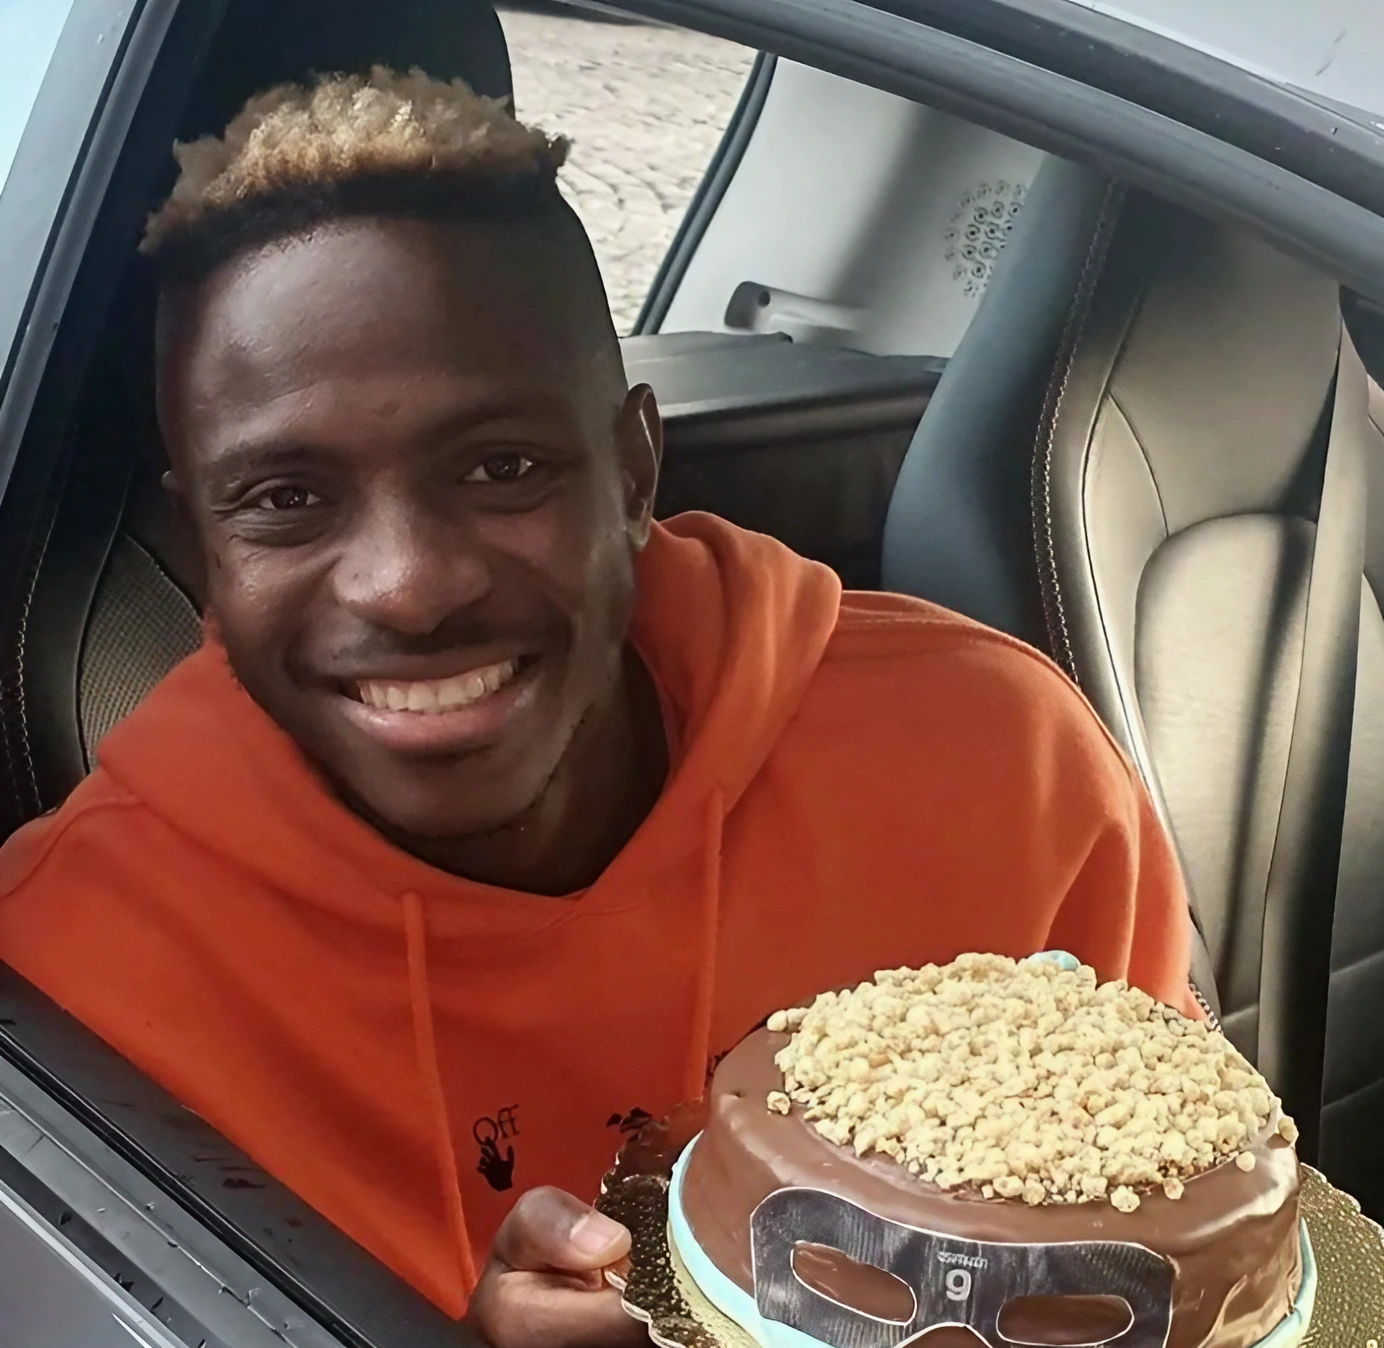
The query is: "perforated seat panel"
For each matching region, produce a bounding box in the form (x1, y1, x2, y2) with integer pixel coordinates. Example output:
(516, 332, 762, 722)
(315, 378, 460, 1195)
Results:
(77, 536, 201, 764)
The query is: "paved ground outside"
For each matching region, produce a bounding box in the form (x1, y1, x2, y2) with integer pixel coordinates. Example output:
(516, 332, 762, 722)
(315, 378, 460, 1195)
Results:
(497, 6, 756, 332)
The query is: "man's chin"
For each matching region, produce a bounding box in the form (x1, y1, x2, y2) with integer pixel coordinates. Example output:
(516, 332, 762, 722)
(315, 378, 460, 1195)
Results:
(345, 772, 552, 853)
(296, 677, 595, 876)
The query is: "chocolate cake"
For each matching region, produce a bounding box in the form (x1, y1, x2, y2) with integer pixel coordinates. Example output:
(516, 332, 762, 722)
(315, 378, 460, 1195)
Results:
(669, 954, 1312, 1348)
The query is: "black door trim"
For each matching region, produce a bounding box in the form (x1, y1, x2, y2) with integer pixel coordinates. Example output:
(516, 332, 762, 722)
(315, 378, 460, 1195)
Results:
(634, 49, 777, 334)
(0, 965, 470, 1348)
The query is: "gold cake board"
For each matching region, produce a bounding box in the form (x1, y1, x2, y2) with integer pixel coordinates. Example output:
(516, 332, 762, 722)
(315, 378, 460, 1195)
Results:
(598, 1105, 1384, 1348)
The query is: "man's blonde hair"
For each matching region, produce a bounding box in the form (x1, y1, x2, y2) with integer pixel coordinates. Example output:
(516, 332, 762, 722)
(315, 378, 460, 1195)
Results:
(143, 66, 570, 278)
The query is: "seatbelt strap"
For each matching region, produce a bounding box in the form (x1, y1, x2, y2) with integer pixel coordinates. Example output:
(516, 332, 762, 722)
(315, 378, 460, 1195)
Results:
(1255, 327, 1368, 1163)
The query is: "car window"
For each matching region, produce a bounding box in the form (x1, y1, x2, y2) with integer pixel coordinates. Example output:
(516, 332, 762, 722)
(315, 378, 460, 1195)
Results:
(1059, 0, 1384, 122)
(498, 1, 755, 333)
(0, 0, 77, 193)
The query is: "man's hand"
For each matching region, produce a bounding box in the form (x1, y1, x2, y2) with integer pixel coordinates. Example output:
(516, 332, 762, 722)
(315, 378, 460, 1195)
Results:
(466, 1187, 649, 1348)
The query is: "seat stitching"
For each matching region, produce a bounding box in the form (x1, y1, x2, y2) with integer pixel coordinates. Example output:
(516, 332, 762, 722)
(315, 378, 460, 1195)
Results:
(1025, 194, 1218, 1019)
(11, 505, 61, 819)
(124, 533, 201, 612)
(0, 665, 22, 822)
(0, 584, 24, 822)
(1075, 394, 1224, 1006)
(1031, 181, 1126, 683)
(1108, 389, 1170, 537)
(0, 519, 44, 822)
(1084, 394, 1168, 768)
(0, 508, 54, 821)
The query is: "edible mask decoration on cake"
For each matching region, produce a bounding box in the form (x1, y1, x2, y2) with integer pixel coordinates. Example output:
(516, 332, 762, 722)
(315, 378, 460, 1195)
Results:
(751, 1188, 1173, 1348)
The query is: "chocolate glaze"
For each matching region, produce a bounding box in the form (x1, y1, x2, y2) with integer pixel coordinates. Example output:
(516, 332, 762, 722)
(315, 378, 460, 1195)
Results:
(791, 1243, 917, 1322)
(996, 1294, 1133, 1345)
(682, 1030, 1302, 1348)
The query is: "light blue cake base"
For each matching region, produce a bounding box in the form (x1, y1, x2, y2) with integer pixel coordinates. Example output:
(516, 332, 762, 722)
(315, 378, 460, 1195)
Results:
(667, 1137, 1317, 1348)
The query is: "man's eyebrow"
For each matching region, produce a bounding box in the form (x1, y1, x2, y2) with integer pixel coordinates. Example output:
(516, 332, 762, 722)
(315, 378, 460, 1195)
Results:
(411, 392, 572, 443)
(207, 392, 572, 473)
(203, 440, 329, 485)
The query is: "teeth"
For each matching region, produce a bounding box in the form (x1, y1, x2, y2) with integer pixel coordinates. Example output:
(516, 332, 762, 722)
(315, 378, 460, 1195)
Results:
(357, 659, 519, 714)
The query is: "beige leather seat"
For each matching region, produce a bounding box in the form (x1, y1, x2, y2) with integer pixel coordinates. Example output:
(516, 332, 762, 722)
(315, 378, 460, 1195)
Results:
(884, 165, 1383, 1213)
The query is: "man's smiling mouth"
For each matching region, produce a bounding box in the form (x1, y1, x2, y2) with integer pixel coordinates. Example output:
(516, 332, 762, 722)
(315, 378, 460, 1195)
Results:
(351, 658, 521, 715)
(333, 654, 543, 754)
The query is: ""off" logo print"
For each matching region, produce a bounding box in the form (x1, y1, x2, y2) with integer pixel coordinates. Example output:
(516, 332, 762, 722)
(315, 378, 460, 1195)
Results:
(473, 1106, 520, 1191)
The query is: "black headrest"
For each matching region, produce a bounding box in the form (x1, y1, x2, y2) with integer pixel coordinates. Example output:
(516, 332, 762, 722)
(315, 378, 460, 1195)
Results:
(179, 0, 512, 143)
(880, 155, 1116, 648)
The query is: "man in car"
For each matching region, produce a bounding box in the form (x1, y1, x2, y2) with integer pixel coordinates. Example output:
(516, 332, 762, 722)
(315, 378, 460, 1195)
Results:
(0, 68, 1194, 1348)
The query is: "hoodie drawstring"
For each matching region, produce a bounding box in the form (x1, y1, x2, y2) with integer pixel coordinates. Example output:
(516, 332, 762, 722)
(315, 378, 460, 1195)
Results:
(401, 793, 722, 1291)
(403, 889, 479, 1297)
(683, 790, 725, 1102)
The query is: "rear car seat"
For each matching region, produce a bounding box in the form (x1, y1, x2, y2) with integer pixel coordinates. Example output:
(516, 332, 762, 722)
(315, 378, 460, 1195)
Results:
(883, 156, 1384, 1216)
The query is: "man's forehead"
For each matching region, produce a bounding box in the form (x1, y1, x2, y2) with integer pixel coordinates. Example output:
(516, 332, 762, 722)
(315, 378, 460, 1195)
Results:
(176, 218, 580, 390)
(186, 372, 580, 476)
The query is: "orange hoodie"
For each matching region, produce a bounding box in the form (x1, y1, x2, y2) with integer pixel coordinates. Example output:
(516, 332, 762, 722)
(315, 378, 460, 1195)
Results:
(0, 513, 1192, 1316)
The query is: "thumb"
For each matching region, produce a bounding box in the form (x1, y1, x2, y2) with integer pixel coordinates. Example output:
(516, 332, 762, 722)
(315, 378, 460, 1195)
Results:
(491, 1187, 630, 1273)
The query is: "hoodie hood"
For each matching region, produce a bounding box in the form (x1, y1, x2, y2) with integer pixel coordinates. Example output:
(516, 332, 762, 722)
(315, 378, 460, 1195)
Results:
(97, 514, 843, 920)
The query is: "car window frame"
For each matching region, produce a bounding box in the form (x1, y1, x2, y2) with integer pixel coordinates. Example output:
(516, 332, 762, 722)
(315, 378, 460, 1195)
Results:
(606, 0, 1384, 307)
(0, 0, 81, 194)
(0, 1037, 342, 1348)
(873, 0, 1384, 219)
(0, 0, 175, 498)
(633, 49, 778, 334)
(0, 963, 470, 1348)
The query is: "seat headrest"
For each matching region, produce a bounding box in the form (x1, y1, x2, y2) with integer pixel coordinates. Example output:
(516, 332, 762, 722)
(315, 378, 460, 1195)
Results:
(1081, 202, 1341, 533)
(881, 155, 1118, 646)
(179, 0, 512, 142)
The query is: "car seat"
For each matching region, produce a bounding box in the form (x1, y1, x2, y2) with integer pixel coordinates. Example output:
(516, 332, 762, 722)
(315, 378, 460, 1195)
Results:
(882, 157, 1384, 1214)
(0, 0, 513, 831)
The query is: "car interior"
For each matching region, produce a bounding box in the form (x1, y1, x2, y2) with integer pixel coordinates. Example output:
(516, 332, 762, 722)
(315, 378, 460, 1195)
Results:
(0, 0, 1381, 1333)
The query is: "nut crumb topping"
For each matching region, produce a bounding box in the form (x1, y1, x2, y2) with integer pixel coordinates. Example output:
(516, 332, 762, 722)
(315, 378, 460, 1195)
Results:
(767, 954, 1292, 1209)
(1111, 1186, 1141, 1214)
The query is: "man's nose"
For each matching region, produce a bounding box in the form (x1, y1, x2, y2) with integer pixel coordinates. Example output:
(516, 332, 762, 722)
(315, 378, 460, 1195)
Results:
(332, 496, 492, 634)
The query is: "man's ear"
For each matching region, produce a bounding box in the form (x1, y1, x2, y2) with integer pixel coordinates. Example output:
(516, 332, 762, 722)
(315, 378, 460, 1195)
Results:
(158, 467, 210, 605)
(161, 468, 199, 542)
(162, 468, 187, 513)
(618, 383, 662, 550)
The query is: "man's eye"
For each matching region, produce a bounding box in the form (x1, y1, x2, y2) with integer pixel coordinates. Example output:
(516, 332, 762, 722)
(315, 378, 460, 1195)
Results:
(464, 453, 535, 484)
(254, 485, 321, 511)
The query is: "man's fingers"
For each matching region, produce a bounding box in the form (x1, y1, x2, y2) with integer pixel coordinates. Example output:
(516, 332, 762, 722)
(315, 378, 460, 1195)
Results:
(468, 1190, 642, 1348)
(468, 1269, 646, 1348)
(490, 1186, 631, 1273)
